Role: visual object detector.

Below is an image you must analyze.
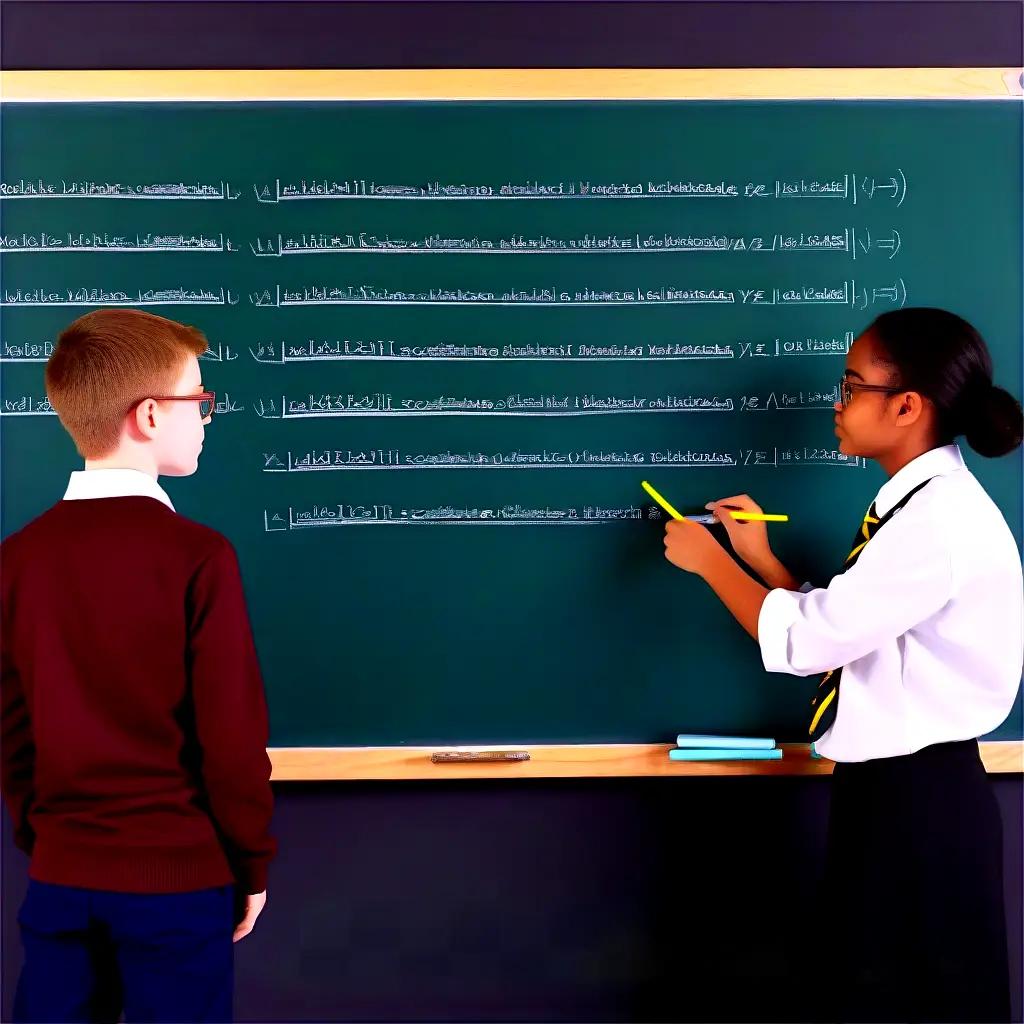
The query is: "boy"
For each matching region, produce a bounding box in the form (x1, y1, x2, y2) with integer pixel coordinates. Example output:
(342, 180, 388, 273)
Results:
(1, 309, 275, 1023)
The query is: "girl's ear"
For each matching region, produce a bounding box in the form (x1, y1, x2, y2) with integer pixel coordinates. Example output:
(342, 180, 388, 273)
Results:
(895, 391, 927, 426)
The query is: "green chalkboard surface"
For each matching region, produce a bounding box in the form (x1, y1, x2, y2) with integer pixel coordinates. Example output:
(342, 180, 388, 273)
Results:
(2, 101, 1021, 745)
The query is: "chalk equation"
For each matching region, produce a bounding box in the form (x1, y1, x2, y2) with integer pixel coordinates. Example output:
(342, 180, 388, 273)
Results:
(263, 503, 651, 531)
(253, 171, 906, 206)
(247, 333, 853, 363)
(0, 180, 239, 200)
(249, 280, 905, 309)
(252, 393, 736, 419)
(1, 287, 236, 307)
(248, 228, 900, 259)
(0, 232, 233, 253)
(262, 447, 864, 472)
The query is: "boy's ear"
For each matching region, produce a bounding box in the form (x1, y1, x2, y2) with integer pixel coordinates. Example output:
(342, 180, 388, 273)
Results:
(132, 398, 160, 440)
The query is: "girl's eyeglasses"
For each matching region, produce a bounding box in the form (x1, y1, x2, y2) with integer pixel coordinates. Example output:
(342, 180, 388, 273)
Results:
(837, 378, 904, 409)
(140, 391, 217, 418)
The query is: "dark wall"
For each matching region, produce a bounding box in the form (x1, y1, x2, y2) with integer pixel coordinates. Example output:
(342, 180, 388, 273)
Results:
(2, 3, 1021, 1021)
(2, 1, 1022, 69)
(3, 778, 1022, 1021)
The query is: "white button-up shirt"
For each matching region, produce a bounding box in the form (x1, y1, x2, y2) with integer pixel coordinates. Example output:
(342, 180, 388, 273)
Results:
(758, 444, 1023, 762)
(63, 468, 176, 511)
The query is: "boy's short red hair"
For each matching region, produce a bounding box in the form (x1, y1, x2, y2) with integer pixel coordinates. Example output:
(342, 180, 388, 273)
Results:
(45, 309, 208, 459)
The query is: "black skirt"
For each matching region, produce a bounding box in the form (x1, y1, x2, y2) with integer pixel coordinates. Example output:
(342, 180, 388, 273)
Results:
(820, 739, 1011, 1024)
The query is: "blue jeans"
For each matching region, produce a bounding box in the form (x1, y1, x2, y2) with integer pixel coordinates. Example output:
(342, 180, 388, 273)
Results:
(14, 880, 234, 1023)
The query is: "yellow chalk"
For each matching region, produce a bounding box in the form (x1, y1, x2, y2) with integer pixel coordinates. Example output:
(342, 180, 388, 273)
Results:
(641, 480, 685, 521)
(728, 512, 789, 522)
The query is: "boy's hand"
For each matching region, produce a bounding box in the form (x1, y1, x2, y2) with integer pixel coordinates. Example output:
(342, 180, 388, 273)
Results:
(233, 890, 267, 942)
(662, 519, 724, 576)
(705, 494, 773, 571)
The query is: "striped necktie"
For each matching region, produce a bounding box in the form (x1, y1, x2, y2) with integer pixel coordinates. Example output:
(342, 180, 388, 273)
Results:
(808, 477, 936, 740)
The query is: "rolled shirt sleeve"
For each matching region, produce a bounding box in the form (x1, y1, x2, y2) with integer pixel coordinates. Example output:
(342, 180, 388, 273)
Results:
(758, 514, 954, 677)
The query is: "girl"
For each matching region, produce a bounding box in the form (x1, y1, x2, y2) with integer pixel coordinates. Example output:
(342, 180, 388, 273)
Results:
(662, 307, 1023, 1023)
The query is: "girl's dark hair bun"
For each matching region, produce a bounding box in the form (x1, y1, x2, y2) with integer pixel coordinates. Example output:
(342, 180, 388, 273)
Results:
(964, 384, 1024, 458)
(869, 308, 1023, 458)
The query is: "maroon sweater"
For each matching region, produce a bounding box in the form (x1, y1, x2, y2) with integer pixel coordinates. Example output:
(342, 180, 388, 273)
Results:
(1, 497, 275, 894)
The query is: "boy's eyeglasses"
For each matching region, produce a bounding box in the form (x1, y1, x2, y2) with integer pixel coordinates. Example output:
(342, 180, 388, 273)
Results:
(837, 378, 904, 409)
(142, 391, 217, 418)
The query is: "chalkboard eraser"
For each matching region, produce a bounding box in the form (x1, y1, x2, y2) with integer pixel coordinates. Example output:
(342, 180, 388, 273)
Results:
(431, 750, 531, 764)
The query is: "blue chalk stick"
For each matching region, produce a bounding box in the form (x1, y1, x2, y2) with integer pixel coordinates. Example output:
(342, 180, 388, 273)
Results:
(675, 734, 776, 750)
(669, 747, 784, 762)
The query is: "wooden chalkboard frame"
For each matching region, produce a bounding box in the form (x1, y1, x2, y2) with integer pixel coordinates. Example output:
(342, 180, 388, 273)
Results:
(269, 741, 1023, 779)
(2, 67, 1020, 776)
(1, 68, 1022, 102)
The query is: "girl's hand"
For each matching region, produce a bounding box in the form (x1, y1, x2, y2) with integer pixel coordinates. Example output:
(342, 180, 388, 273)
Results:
(663, 519, 725, 576)
(705, 494, 774, 570)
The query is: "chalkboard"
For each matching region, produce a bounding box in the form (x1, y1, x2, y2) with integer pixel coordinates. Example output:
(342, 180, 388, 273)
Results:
(2, 99, 1021, 746)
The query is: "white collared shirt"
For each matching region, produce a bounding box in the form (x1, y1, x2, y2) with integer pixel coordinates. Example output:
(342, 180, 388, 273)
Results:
(63, 468, 176, 512)
(758, 444, 1023, 762)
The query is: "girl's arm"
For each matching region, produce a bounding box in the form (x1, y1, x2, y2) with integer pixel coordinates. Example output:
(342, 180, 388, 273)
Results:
(698, 546, 771, 641)
(660, 503, 802, 645)
(703, 495, 802, 592)
(746, 553, 803, 592)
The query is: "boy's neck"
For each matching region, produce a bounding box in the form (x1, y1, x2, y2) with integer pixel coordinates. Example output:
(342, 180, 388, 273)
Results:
(84, 452, 159, 480)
